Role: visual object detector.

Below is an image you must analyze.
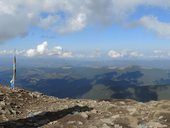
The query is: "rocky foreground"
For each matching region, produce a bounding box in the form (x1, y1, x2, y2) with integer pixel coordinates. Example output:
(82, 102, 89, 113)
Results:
(0, 85, 170, 128)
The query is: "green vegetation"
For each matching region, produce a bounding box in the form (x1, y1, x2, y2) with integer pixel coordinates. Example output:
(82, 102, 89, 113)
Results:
(1, 66, 170, 101)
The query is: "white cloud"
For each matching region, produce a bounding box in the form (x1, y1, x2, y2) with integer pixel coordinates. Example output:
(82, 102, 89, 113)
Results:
(36, 41, 48, 54)
(108, 50, 143, 58)
(0, 1, 15, 15)
(0, 41, 72, 57)
(48, 46, 63, 56)
(153, 50, 164, 54)
(152, 49, 170, 58)
(48, 46, 73, 58)
(108, 50, 124, 58)
(129, 51, 143, 57)
(25, 41, 48, 57)
(138, 16, 170, 38)
(1, 0, 170, 41)
(25, 49, 36, 57)
(0, 50, 13, 55)
(39, 15, 59, 29)
(57, 13, 87, 34)
(61, 52, 73, 58)
(24, 41, 72, 58)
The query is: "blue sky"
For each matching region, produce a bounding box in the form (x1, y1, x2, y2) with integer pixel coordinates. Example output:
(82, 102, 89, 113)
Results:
(1, 0, 170, 59)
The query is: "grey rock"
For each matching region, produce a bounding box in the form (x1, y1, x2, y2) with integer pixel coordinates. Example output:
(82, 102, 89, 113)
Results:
(0, 101, 5, 107)
(102, 123, 110, 128)
(80, 112, 88, 119)
(100, 118, 113, 125)
(9, 109, 16, 115)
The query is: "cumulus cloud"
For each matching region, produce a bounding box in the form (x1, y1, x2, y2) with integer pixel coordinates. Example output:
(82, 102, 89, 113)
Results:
(36, 41, 48, 54)
(48, 46, 63, 56)
(25, 41, 48, 57)
(108, 50, 143, 58)
(0, 41, 73, 58)
(26, 49, 36, 57)
(47, 46, 73, 58)
(1, 0, 170, 41)
(24, 41, 73, 58)
(108, 50, 125, 58)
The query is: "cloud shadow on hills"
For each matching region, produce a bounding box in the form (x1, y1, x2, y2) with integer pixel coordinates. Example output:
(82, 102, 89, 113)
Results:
(95, 71, 144, 86)
(155, 77, 170, 85)
(18, 70, 160, 102)
(94, 71, 158, 102)
(0, 105, 93, 128)
(19, 77, 93, 98)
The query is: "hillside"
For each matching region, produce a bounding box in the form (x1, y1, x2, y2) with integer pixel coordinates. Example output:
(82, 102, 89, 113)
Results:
(2, 66, 170, 102)
(0, 85, 170, 128)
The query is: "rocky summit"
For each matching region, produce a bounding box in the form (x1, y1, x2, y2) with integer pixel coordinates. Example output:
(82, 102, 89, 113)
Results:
(0, 85, 170, 128)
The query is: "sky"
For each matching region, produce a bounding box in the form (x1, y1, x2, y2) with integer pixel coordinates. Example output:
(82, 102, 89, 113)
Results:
(1, 0, 170, 59)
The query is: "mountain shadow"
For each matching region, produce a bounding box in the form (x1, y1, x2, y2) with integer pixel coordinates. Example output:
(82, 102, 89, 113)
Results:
(0, 105, 93, 128)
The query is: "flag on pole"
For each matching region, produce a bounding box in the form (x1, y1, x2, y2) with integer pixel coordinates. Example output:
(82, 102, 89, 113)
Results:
(10, 54, 16, 89)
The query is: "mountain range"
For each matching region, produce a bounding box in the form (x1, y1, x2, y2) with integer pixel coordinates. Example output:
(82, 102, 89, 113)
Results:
(1, 66, 170, 102)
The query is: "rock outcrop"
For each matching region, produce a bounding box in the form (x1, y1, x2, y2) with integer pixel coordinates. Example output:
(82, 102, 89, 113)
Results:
(0, 85, 170, 128)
